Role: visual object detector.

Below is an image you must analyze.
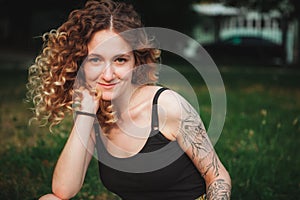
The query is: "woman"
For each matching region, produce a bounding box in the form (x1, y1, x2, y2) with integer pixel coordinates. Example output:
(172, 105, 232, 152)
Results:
(27, 0, 231, 199)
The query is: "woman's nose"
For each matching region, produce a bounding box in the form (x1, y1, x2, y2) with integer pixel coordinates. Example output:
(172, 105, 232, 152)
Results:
(101, 64, 115, 81)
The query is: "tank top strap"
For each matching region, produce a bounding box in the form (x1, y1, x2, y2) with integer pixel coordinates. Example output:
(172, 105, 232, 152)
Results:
(151, 87, 169, 133)
(94, 87, 170, 139)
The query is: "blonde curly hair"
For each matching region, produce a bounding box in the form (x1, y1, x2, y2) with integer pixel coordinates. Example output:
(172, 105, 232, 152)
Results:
(26, 0, 160, 133)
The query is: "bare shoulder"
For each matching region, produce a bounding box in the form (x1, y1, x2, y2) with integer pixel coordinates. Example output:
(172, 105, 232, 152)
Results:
(156, 88, 182, 116)
(155, 88, 187, 141)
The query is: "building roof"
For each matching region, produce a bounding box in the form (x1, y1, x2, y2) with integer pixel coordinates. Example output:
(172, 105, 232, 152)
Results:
(192, 3, 240, 16)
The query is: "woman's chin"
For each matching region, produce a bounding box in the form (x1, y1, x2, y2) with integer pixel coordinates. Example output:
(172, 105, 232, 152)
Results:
(101, 93, 114, 101)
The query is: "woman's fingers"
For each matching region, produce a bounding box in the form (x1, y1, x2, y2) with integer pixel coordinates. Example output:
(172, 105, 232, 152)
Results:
(89, 86, 102, 101)
(39, 193, 63, 200)
(73, 86, 101, 113)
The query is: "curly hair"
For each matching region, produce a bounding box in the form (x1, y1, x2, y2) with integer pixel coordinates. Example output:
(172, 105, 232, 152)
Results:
(26, 0, 160, 132)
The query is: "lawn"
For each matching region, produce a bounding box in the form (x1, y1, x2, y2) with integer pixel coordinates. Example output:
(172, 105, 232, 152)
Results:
(0, 65, 299, 200)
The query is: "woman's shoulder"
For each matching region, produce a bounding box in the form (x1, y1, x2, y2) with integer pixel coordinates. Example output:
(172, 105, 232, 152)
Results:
(149, 87, 184, 140)
(143, 86, 183, 120)
(142, 85, 186, 111)
(143, 85, 179, 98)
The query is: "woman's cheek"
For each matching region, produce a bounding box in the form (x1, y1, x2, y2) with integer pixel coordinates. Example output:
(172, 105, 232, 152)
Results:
(85, 69, 101, 82)
(121, 65, 135, 80)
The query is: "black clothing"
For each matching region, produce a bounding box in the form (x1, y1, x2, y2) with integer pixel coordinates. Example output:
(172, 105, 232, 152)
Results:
(95, 88, 206, 200)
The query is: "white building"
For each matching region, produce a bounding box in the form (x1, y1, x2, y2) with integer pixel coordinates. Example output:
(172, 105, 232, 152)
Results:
(190, 3, 298, 64)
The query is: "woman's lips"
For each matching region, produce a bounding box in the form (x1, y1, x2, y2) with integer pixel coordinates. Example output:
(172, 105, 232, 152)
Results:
(97, 82, 119, 89)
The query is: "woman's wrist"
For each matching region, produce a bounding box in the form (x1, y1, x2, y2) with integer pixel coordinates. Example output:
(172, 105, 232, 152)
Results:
(75, 111, 97, 118)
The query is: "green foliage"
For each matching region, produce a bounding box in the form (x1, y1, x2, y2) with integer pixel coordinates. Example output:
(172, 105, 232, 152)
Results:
(0, 67, 299, 199)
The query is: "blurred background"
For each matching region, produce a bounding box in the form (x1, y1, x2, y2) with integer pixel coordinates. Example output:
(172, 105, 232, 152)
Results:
(1, 0, 300, 67)
(0, 0, 299, 199)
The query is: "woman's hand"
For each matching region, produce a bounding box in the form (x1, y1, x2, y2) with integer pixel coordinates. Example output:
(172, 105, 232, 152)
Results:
(74, 86, 101, 114)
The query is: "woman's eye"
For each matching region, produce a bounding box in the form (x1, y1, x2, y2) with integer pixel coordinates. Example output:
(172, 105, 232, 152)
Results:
(115, 58, 127, 64)
(88, 57, 101, 63)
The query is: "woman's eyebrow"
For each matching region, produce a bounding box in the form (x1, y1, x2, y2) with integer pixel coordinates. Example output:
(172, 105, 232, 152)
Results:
(87, 53, 103, 58)
(112, 53, 132, 59)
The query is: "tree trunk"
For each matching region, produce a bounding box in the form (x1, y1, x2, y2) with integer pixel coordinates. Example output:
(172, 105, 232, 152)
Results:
(281, 16, 288, 65)
(295, 18, 300, 65)
(214, 16, 221, 42)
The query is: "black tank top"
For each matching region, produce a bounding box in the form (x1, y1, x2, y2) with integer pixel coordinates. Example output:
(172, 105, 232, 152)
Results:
(95, 88, 206, 200)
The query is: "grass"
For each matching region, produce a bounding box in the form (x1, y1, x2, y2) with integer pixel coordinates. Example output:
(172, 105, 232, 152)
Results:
(0, 65, 299, 200)
(220, 68, 300, 199)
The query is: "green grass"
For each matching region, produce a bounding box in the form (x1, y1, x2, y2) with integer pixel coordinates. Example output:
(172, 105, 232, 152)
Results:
(0, 66, 299, 200)
(219, 67, 300, 199)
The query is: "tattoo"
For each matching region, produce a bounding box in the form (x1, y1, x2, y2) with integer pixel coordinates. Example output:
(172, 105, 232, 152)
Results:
(200, 151, 220, 177)
(207, 179, 231, 200)
(179, 101, 211, 157)
(177, 99, 230, 200)
(179, 100, 220, 177)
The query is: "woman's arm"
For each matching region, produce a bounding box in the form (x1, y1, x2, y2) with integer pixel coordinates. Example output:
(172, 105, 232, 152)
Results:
(51, 115, 96, 199)
(48, 90, 99, 199)
(159, 90, 231, 199)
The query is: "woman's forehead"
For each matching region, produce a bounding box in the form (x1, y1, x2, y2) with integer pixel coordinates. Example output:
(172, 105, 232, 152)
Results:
(88, 30, 133, 56)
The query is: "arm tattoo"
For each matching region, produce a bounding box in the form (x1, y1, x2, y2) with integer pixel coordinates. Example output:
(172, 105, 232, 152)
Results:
(207, 179, 231, 200)
(179, 101, 211, 157)
(179, 100, 220, 177)
(178, 100, 230, 199)
(201, 151, 220, 177)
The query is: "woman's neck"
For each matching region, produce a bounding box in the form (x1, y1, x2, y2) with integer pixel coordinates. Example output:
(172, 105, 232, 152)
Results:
(113, 84, 140, 111)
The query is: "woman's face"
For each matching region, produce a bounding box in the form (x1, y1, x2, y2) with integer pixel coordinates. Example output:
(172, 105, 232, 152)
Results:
(84, 30, 135, 101)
